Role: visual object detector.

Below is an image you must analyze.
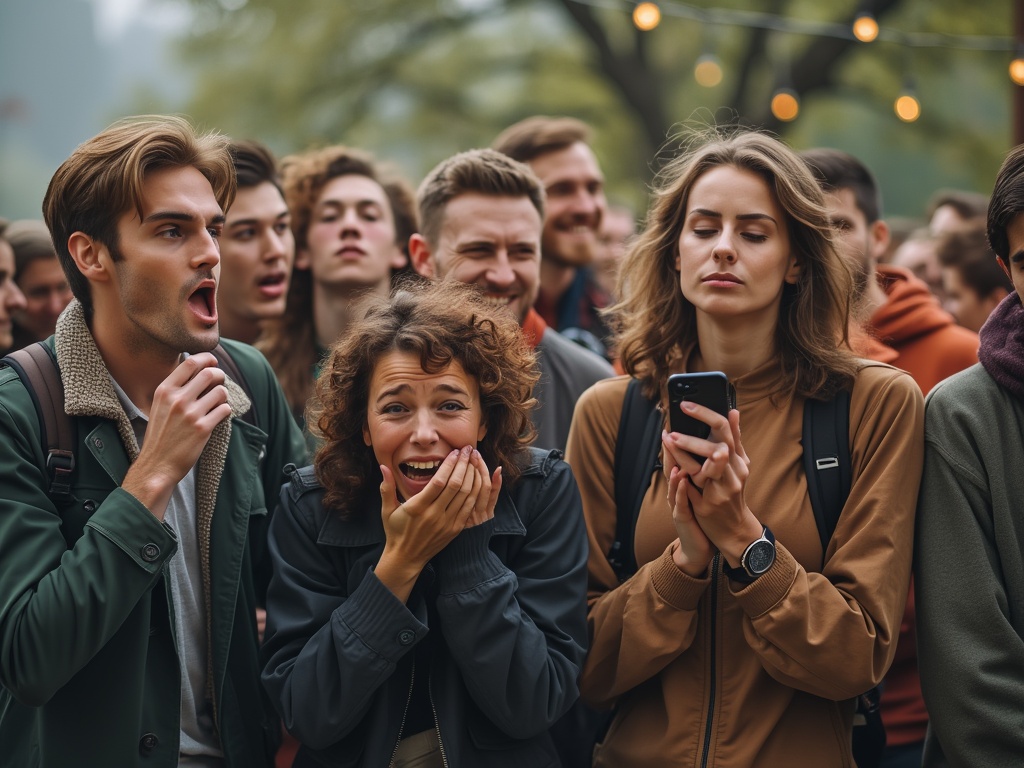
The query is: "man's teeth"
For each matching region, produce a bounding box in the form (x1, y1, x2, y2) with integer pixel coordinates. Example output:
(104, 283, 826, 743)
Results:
(571, 225, 590, 233)
(406, 460, 441, 470)
(482, 296, 512, 308)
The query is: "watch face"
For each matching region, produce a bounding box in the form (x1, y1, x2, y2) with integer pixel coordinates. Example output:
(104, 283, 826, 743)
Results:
(745, 540, 775, 575)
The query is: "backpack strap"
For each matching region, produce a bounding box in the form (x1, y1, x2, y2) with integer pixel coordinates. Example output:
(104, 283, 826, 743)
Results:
(212, 343, 258, 429)
(610, 378, 662, 581)
(2, 343, 76, 502)
(802, 388, 852, 555)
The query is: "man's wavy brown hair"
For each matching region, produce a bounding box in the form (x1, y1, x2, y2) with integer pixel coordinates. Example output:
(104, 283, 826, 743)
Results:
(310, 279, 539, 517)
(613, 128, 859, 402)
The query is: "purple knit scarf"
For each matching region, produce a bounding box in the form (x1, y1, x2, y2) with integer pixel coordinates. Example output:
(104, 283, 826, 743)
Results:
(978, 292, 1024, 401)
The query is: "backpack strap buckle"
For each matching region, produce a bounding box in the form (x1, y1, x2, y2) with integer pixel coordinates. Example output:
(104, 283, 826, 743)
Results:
(46, 449, 76, 500)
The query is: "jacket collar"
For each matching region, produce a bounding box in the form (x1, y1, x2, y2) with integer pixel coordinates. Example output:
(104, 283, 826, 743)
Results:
(54, 299, 252, 661)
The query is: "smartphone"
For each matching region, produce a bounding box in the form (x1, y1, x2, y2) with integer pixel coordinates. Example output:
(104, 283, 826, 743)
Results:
(667, 372, 736, 444)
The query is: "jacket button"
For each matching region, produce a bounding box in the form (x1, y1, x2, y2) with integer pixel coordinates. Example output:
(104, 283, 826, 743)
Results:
(141, 543, 161, 562)
(92, 437, 104, 449)
(83, 499, 97, 513)
(397, 629, 415, 646)
(139, 732, 159, 754)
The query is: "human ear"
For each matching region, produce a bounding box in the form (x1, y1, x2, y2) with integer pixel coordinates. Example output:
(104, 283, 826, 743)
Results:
(362, 421, 372, 447)
(409, 235, 435, 279)
(67, 232, 111, 284)
(294, 248, 311, 270)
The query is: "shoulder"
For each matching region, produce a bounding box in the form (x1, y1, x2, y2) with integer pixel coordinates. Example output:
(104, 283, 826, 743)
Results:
(574, 374, 632, 416)
(925, 364, 1005, 429)
(217, 338, 274, 379)
(848, 360, 924, 434)
(280, 463, 325, 504)
(538, 328, 615, 378)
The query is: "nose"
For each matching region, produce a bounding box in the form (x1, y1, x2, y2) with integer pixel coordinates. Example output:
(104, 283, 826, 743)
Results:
(340, 209, 363, 237)
(4, 280, 27, 313)
(409, 410, 439, 446)
(712, 228, 737, 263)
(193, 228, 221, 270)
(486, 252, 516, 290)
(263, 228, 289, 263)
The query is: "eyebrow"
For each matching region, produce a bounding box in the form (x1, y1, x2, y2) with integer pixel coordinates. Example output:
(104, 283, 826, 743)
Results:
(143, 210, 226, 226)
(375, 382, 470, 402)
(1011, 249, 1024, 264)
(688, 208, 778, 225)
(228, 210, 290, 228)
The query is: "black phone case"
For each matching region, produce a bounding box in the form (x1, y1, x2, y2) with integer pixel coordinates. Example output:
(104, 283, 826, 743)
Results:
(667, 372, 735, 442)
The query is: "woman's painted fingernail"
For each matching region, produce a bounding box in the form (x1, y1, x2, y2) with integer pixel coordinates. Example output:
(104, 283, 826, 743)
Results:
(681, 401, 697, 411)
(472, 449, 481, 460)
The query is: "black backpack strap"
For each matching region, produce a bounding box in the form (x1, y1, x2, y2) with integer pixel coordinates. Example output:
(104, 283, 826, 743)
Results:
(212, 343, 258, 429)
(610, 378, 662, 581)
(2, 343, 76, 502)
(802, 388, 852, 556)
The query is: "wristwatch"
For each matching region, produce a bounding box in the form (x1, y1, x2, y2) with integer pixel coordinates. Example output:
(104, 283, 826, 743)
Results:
(724, 525, 776, 584)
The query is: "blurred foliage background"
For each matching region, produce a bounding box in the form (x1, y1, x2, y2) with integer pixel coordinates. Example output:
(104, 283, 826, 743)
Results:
(0, 0, 1016, 220)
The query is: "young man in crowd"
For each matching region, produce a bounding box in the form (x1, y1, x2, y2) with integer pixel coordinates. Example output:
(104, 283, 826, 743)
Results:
(802, 148, 979, 768)
(492, 116, 614, 360)
(218, 140, 295, 345)
(915, 144, 1024, 768)
(257, 145, 416, 422)
(0, 115, 306, 767)
(0, 220, 29, 351)
(936, 221, 1012, 333)
(3, 218, 72, 352)
(410, 147, 613, 453)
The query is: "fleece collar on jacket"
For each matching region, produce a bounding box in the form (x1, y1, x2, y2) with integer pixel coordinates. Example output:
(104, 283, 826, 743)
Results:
(870, 264, 958, 347)
(54, 299, 252, 661)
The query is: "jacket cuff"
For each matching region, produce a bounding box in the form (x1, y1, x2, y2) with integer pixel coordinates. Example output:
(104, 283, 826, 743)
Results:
(86, 488, 178, 574)
(339, 567, 428, 660)
(729, 542, 798, 616)
(650, 545, 711, 611)
(433, 520, 504, 594)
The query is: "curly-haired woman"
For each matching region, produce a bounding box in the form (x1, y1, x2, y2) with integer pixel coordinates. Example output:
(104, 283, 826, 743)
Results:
(261, 279, 588, 767)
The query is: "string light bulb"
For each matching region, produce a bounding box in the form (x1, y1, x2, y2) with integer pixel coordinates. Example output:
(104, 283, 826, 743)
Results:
(1011, 46, 1024, 86)
(694, 54, 723, 87)
(894, 86, 921, 122)
(852, 12, 879, 43)
(771, 88, 800, 122)
(633, 2, 661, 32)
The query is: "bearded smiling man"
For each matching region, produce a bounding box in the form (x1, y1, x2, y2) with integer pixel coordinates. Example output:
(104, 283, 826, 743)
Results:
(0, 115, 306, 768)
(493, 116, 616, 361)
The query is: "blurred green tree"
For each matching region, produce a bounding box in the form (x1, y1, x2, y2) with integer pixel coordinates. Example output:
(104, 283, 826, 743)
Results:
(169, 0, 1012, 215)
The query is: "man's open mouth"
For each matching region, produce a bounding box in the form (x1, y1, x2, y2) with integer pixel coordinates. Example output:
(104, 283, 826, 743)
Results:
(188, 283, 217, 323)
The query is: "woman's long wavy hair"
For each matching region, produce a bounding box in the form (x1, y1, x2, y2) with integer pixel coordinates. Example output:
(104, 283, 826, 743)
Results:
(310, 279, 540, 517)
(613, 128, 859, 402)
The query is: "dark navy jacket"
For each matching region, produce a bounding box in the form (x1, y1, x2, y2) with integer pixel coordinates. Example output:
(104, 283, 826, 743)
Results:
(261, 447, 588, 767)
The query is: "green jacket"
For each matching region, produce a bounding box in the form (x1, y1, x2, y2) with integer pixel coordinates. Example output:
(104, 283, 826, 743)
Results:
(0, 302, 307, 767)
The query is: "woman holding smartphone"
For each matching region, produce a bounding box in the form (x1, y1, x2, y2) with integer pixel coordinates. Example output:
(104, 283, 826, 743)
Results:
(566, 130, 923, 767)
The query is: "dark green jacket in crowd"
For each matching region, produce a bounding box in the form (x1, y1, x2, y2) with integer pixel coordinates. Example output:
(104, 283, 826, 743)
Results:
(0, 301, 307, 767)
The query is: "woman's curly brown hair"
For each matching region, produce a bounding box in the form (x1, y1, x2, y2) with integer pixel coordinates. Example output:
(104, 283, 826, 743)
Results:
(310, 279, 540, 517)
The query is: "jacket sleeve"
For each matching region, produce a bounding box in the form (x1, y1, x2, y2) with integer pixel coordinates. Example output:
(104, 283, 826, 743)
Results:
(566, 379, 710, 708)
(0, 373, 177, 706)
(731, 368, 924, 699)
(914, 385, 1024, 766)
(431, 457, 589, 740)
(260, 486, 427, 751)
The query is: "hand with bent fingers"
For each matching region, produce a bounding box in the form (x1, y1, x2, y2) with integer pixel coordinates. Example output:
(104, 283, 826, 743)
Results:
(123, 352, 232, 520)
(375, 447, 500, 602)
(662, 400, 763, 571)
